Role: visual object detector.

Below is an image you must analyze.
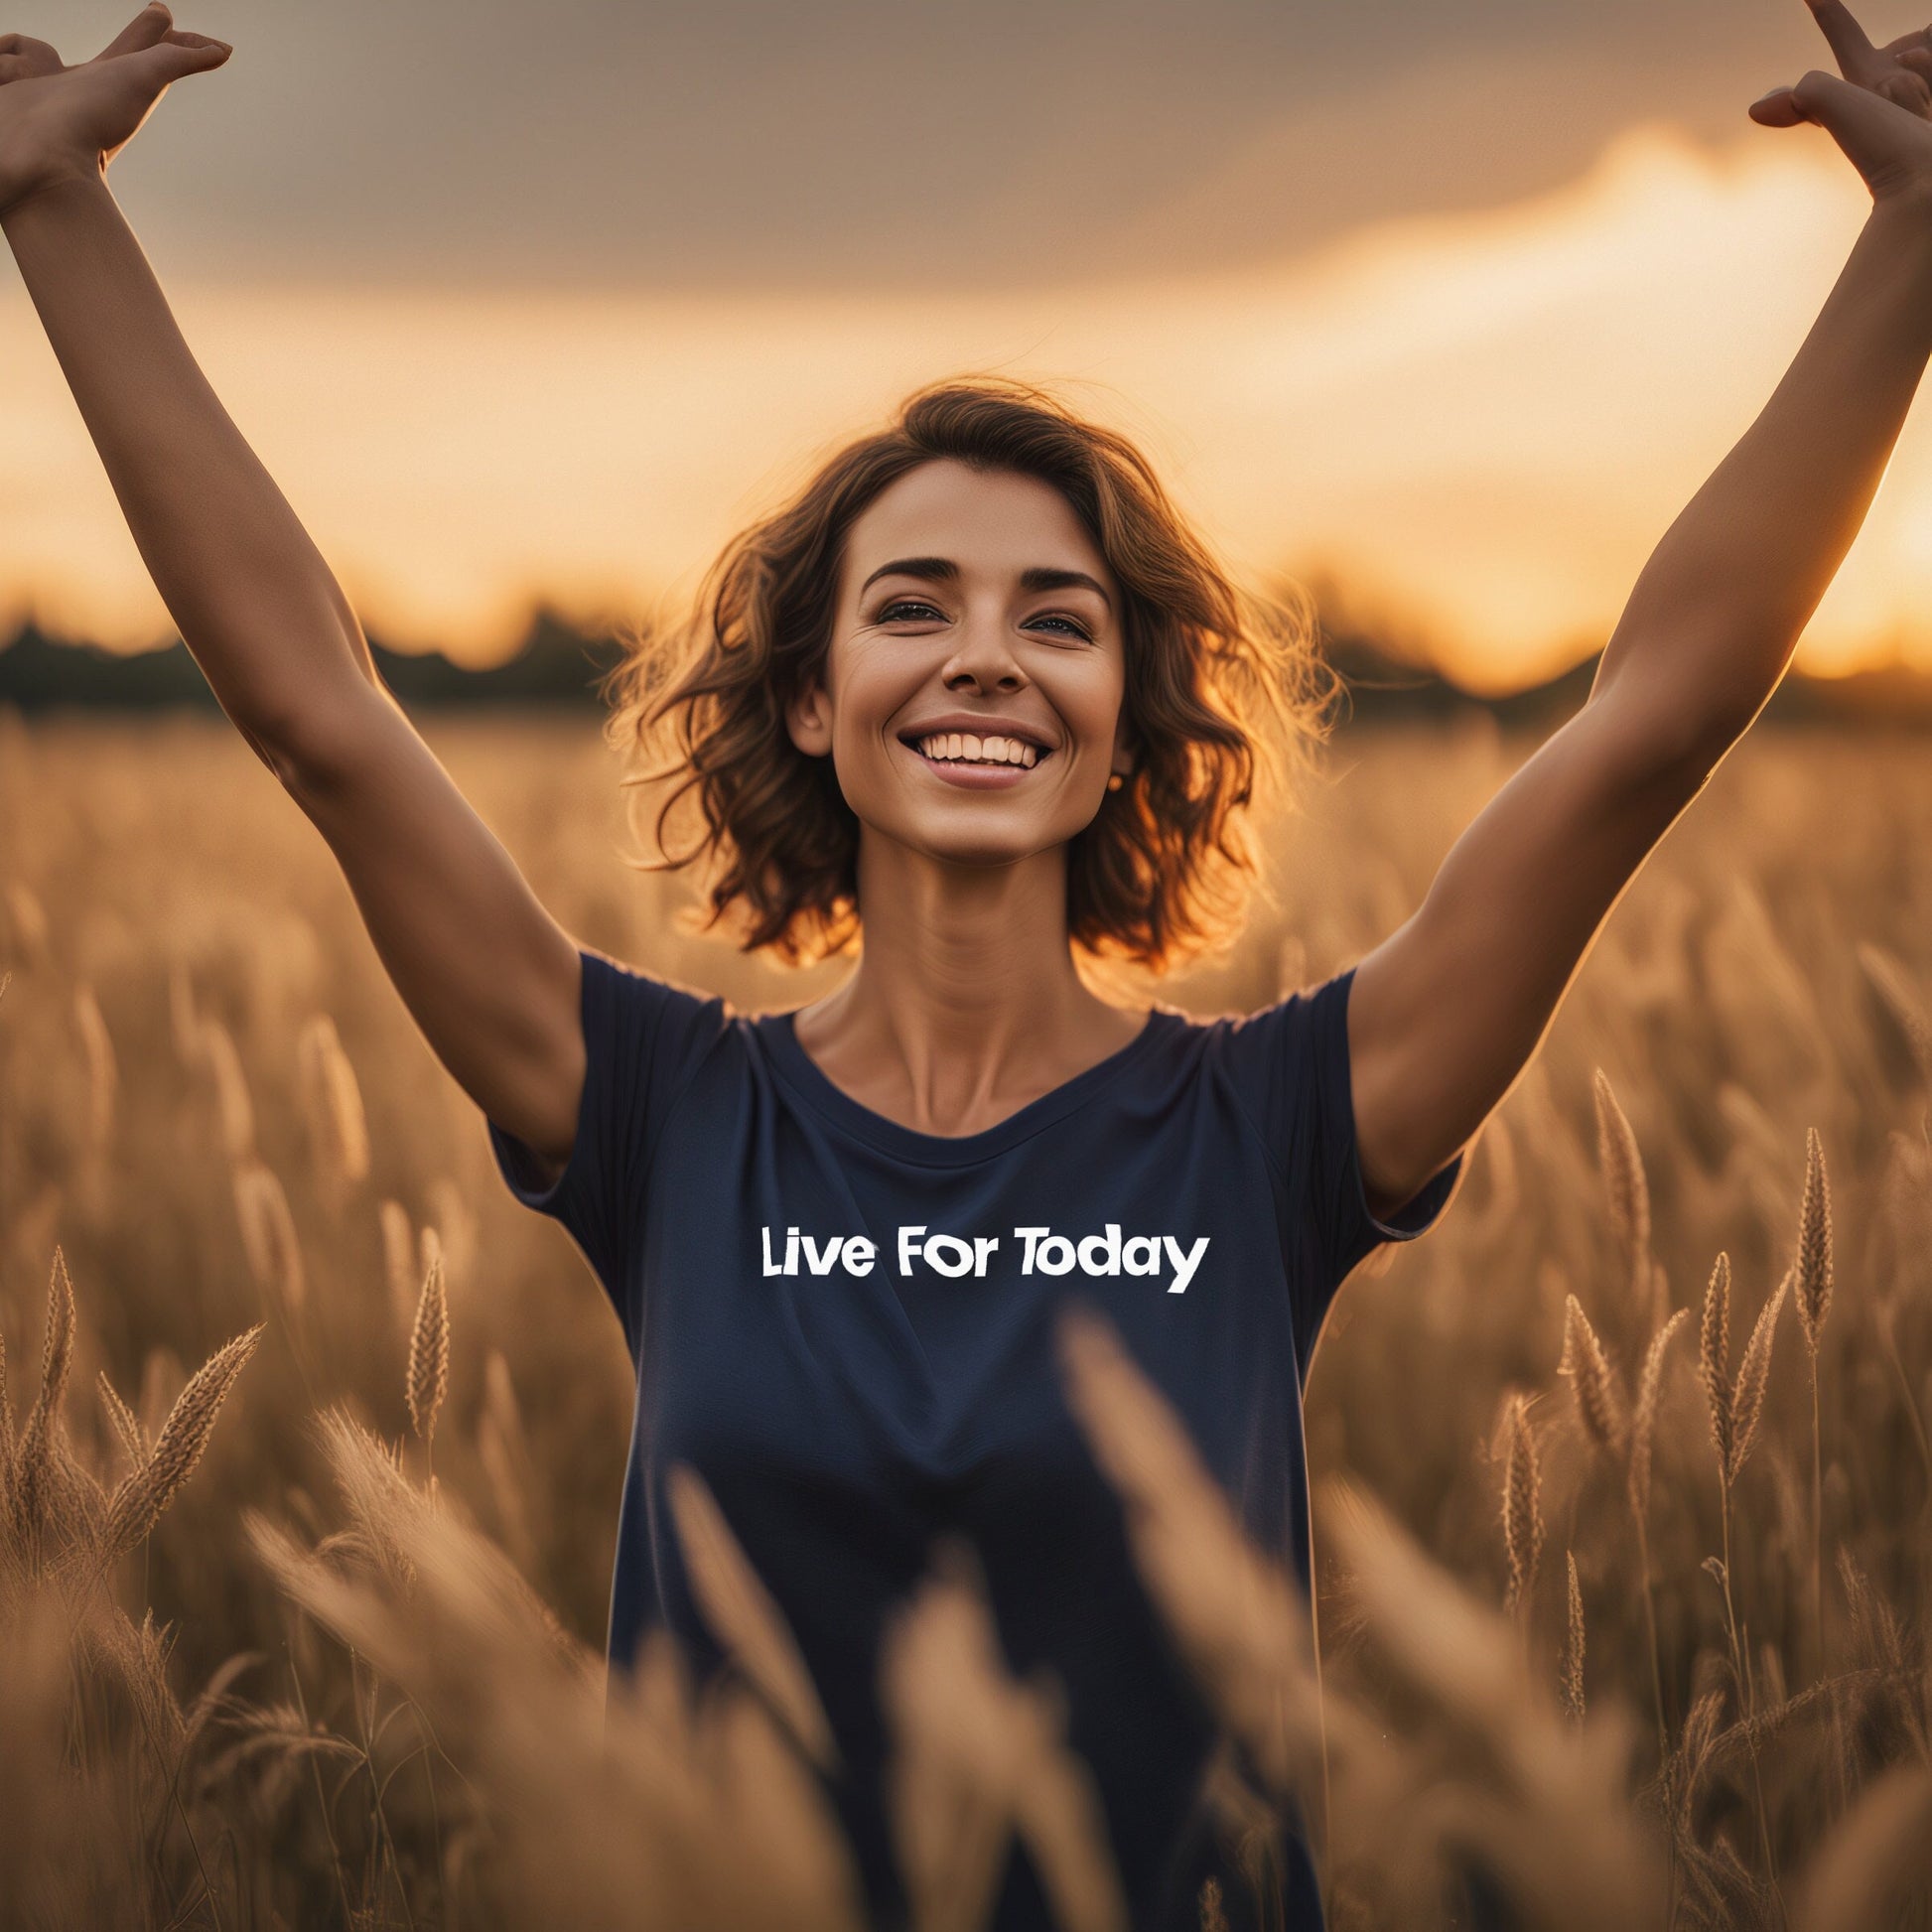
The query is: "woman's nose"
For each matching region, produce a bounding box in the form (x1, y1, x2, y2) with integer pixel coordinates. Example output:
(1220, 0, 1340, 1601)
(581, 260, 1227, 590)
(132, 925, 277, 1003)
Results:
(941, 621, 1027, 692)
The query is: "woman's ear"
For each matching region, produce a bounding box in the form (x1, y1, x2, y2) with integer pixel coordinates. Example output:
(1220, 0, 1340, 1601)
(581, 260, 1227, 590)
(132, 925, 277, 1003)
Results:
(1110, 713, 1137, 782)
(786, 678, 834, 759)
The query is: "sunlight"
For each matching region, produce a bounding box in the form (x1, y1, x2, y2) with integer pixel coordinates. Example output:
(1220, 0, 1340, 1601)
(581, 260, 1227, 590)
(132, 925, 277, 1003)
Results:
(2, 121, 1907, 690)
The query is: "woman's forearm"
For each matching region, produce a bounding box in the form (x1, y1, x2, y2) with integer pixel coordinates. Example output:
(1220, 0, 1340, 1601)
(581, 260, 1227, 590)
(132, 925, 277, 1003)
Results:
(1593, 191, 1932, 744)
(2, 169, 380, 753)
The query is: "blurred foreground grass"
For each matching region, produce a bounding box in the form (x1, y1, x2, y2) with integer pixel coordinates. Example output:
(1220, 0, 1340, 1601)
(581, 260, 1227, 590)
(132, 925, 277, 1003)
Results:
(3, 708, 1931, 1929)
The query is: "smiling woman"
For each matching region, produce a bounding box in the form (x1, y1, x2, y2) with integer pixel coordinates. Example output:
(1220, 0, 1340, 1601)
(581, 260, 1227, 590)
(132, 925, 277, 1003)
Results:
(14, 0, 1932, 1927)
(614, 377, 1337, 969)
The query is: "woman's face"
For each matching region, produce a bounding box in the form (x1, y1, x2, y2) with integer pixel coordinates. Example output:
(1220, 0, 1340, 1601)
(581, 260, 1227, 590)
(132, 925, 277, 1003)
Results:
(786, 459, 1131, 871)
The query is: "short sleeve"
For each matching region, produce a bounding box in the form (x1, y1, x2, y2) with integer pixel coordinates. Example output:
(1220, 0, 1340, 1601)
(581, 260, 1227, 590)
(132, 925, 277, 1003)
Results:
(1301, 965, 1462, 1313)
(485, 945, 728, 1348)
(1214, 964, 1463, 1360)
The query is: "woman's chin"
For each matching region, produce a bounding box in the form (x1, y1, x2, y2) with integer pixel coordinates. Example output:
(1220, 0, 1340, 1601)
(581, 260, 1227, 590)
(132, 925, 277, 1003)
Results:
(859, 810, 1078, 876)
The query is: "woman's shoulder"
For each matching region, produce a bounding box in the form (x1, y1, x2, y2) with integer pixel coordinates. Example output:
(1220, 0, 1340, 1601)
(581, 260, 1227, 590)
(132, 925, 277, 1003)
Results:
(1156, 965, 1353, 1047)
(575, 944, 763, 1065)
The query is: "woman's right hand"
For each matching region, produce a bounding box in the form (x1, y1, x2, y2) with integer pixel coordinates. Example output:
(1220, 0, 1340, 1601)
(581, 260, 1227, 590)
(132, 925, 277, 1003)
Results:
(0, 2, 228, 219)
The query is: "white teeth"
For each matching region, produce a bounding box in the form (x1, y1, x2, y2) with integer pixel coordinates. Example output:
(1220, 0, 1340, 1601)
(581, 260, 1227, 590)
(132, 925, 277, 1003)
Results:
(912, 732, 1043, 767)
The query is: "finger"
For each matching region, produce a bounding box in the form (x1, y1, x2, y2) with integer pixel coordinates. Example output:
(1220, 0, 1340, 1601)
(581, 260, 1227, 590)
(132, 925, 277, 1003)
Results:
(136, 31, 230, 81)
(1784, 64, 1931, 177)
(1806, 0, 1881, 74)
(99, 2, 175, 60)
(1750, 83, 1809, 126)
(1899, 46, 1932, 78)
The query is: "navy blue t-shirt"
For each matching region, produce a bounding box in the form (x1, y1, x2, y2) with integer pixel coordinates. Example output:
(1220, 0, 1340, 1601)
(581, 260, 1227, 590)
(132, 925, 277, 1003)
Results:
(486, 946, 1462, 1932)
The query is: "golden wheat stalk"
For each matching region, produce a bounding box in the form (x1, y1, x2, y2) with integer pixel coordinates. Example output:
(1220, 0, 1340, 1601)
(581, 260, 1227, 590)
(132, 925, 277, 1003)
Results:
(72, 979, 118, 1159)
(1592, 1069, 1651, 1303)
(232, 1157, 307, 1314)
(2, 889, 47, 966)
(296, 1013, 371, 1187)
(1790, 1761, 1932, 1932)
(879, 1534, 1128, 1932)
(1628, 1309, 1688, 1521)
(101, 1323, 264, 1560)
(1699, 1253, 1733, 1479)
(13, 1246, 78, 1556)
(665, 1460, 839, 1773)
(1559, 1295, 1626, 1458)
(406, 1249, 449, 1449)
(1794, 1126, 1834, 1648)
(1729, 1268, 1788, 1488)
(1053, 1305, 1331, 1799)
(96, 1370, 149, 1475)
(1560, 1552, 1587, 1725)
(1197, 1873, 1231, 1932)
(1501, 1394, 1544, 1618)
(52, 1422, 109, 1557)
(1795, 1127, 1834, 1359)
(378, 1199, 419, 1328)
(1856, 940, 1932, 1077)
(201, 1018, 257, 1164)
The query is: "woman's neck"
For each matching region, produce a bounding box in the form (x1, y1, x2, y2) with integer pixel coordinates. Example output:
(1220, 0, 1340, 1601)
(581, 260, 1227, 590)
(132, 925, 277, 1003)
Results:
(788, 838, 1147, 1137)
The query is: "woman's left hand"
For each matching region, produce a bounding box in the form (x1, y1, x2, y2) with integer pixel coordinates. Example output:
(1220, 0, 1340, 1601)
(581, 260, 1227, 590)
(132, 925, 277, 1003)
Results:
(1750, 0, 1932, 207)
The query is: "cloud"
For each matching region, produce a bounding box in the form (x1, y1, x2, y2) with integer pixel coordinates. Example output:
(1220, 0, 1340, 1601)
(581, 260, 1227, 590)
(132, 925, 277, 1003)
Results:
(13, 110, 1921, 694)
(3, 0, 1811, 288)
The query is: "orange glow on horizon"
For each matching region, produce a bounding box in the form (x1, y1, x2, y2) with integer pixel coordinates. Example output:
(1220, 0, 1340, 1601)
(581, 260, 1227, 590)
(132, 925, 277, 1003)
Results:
(3, 123, 1920, 694)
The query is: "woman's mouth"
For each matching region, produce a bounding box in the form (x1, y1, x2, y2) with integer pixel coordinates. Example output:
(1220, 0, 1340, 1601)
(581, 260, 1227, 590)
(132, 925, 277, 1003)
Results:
(897, 728, 1054, 790)
(909, 731, 1040, 770)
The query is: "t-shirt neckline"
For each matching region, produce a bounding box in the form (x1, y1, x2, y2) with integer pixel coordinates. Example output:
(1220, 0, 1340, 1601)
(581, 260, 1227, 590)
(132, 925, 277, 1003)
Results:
(759, 1004, 1177, 1165)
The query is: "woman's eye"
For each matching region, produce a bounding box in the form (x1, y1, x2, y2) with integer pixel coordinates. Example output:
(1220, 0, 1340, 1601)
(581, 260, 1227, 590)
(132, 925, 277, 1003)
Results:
(873, 601, 1091, 640)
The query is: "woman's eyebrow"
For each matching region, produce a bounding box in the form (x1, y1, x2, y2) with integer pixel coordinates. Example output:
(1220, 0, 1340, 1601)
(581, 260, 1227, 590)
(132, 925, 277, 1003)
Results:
(858, 557, 1113, 610)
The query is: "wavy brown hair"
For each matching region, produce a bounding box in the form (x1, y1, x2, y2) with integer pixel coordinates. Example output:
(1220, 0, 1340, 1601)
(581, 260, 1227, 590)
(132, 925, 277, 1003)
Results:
(603, 375, 1344, 971)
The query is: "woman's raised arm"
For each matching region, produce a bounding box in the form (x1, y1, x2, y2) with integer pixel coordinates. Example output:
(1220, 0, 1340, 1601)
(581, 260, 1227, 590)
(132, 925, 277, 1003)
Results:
(1343, 0, 1932, 1226)
(1, 6, 589, 1178)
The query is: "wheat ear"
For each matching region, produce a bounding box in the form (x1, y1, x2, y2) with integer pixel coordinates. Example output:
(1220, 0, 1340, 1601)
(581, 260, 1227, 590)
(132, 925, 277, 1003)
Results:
(1561, 1552, 1587, 1725)
(1794, 1128, 1834, 1358)
(1559, 1295, 1627, 1458)
(406, 1249, 449, 1449)
(101, 1324, 263, 1560)
(1729, 1268, 1788, 1486)
(14, 1247, 78, 1553)
(1629, 1309, 1689, 1520)
(1698, 1252, 1733, 1479)
(1856, 940, 1932, 1075)
(96, 1370, 149, 1474)
(1792, 1129, 1833, 1650)
(1593, 1069, 1651, 1303)
(1502, 1394, 1544, 1617)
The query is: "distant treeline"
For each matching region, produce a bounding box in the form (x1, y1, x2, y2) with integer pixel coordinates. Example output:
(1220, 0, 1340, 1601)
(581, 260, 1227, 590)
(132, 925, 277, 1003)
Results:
(0, 607, 625, 716)
(4, 606, 1929, 730)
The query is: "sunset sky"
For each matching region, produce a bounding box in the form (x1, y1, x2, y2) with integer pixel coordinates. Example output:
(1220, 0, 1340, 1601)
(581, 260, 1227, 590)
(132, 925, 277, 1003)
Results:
(5, 0, 1930, 692)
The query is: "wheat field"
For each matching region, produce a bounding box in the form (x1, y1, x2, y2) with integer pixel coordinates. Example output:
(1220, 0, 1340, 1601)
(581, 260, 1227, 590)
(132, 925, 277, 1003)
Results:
(3, 704, 1931, 1931)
